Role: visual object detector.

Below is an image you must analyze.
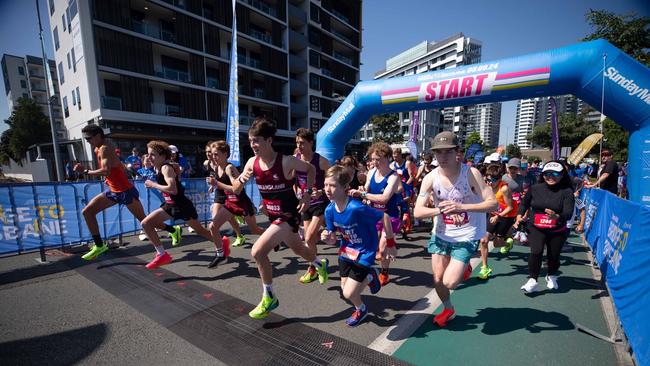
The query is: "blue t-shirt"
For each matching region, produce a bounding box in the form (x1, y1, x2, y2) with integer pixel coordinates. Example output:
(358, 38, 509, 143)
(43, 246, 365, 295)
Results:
(125, 155, 142, 170)
(178, 156, 191, 178)
(136, 167, 156, 181)
(325, 199, 384, 268)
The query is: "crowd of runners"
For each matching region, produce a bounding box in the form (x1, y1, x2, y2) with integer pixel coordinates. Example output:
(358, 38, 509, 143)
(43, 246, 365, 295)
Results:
(74, 117, 589, 327)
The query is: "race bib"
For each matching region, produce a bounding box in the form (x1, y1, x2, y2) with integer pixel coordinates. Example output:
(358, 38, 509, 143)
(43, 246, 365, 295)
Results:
(263, 199, 282, 216)
(512, 192, 521, 203)
(372, 202, 386, 211)
(442, 212, 469, 225)
(533, 213, 557, 229)
(339, 246, 360, 261)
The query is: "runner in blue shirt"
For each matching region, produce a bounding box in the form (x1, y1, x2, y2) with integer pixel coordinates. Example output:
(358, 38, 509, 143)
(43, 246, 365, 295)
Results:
(321, 165, 387, 327)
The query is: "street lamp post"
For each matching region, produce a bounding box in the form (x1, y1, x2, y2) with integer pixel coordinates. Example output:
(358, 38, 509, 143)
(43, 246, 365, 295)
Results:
(36, 0, 64, 182)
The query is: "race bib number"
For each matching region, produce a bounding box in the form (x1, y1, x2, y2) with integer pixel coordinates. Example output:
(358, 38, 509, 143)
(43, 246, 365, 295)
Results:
(442, 212, 469, 225)
(512, 192, 521, 204)
(226, 192, 238, 202)
(372, 202, 386, 211)
(533, 213, 557, 229)
(339, 246, 360, 261)
(263, 199, 282, 216)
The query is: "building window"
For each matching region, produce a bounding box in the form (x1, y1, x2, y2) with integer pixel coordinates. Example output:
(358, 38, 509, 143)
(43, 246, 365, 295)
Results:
(18, 66, 25, 75)
(62, 14, 66, 31)
(71, 90, 76, 105)
(66, 0, 77, 31)
(310, 96, 321, 112)
(71, 48, 76, 72)
(48, 0, 54, 15)
(20, 80, 27, 89)
(76, 87, 81, 110)
(63, 96, 69, 117)
(310, 3, 320, 23)
(67, 53, 71, 69)
(309, 50, 320, 68)
(309, 74, 321, 90)
(53, 27, 59, 50)
(57, 62, 64, 84)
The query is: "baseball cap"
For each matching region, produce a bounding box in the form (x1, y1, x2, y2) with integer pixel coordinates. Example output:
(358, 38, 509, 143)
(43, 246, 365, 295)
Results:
(483, 152, 501, 164)
(542, 161, 564, 173)
(169, 145, 179, 154)
(507, 158, 521, 168)
(430, 131, 459, 151)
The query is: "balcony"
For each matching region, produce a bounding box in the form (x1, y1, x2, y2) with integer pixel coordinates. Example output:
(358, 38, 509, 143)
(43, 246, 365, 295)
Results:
(248, 28, 272, 44)
(101, 96, 123, 110)
(332, 51, 353, 66)
(330, 28, 354, 46)
(30, 84, 47, 92)
(321, 68, 332, 77)
(151, 102, 181, 117)
(155, 66, 191, 83)
(253, 88, 266, 98)
(161, 0, 186, 9)
(244, 0, 278, 19)
(330, 9, 350, 25)
(132, 20, 176, 44)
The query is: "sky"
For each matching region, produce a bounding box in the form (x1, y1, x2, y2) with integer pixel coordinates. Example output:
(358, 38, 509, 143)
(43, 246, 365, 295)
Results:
(1, 0, 649, 144)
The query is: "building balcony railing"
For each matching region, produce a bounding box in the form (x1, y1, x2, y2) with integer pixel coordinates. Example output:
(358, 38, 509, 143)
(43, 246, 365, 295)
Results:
(101, 96, 123, 110)
(161, 0, 186, 10)
(244, 0, 277, 18)
(248, 28, 272, 44)
(28, 72, 45, 79)
(152, 102, 181, 117)
(332, 51, 353, 66)
(321, 68, 332, 77)
(154, 66, 191, 83)
(207, 77, 220, 89)
(132, 20, 176, 44)
(330, 28, 354, 46)
(330, 9, 350, 25)
(253, 88, 266, 98)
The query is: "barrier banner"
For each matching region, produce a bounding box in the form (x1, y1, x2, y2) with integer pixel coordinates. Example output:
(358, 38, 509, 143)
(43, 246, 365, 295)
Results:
(0, 179, 261, 255)
(582, 188, 650, 366)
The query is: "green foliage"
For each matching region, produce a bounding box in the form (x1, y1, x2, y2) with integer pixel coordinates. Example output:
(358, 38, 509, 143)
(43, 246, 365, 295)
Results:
(583, 10, 650, 66)
(506, 144, 522, 159)
(524, 155, 542, 163)
(528, 113, 599, 150)
(464, 131, 485, 151)
(602, 118, 629, 161)
(0, 98, 52, 165)
(370, 113, 403, 145)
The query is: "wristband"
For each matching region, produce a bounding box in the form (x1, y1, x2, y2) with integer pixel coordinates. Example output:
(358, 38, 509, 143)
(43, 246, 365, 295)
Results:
(386, 238, 396, 248)
(361, 191, 367, 199)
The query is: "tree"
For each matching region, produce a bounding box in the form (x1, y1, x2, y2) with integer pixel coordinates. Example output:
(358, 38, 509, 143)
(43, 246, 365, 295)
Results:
(583, 10, 650, 66)
(0, 98, 52, 165)
(464, 131, 485, 151)
(528, 113, 599, 150)
(370, 113, 402, 145)
(506, 144, 522, 159)
(602, 118, 629, 161)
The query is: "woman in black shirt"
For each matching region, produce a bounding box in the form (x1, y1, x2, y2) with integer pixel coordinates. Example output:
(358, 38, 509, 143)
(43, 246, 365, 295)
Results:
(514, 161, 575, 293)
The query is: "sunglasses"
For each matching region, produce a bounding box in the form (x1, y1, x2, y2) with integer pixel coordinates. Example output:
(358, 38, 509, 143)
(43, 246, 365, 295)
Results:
(543, 171, 562, 178)
(485, 177, 499, 183)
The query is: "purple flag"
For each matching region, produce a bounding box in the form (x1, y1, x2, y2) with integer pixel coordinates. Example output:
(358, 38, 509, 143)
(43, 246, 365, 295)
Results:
(550, 97, 560, 160)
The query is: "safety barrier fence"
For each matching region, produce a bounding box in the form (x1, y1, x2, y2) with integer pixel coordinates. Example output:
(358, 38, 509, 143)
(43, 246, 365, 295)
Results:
(0, 179, 261, 255)
(582, 188, 650, 366)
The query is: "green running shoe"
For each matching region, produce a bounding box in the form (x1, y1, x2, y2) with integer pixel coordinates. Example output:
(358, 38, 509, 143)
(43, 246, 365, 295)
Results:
(81, 244, 108, 260)
(316, 258, 329, 284)
(478, 265, 493, 280)
(233, 235, 246, 247)
(500, 238, 514, 254)
(249, 295, 279, 319)
(169, 225, 182, 247)
(299, 266, 318, 284)
(235, 215, 245, 226)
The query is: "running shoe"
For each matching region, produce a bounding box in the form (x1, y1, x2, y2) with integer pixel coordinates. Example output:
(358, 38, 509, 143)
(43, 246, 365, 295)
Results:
(500, 238, 514, 254)
(299, 266, 318, 284)
(521, 278, 538, 293)
(81, 244, 108, 260)
(345, 307, 368, 327)
(379, 269, 390, 286)
(138, 231, 148, 241)
(232, 235, 246, 247)
(463, 264, 473, 281)
(145, 252, 172, 269)
(298, 226, 305, 241)
(545, 275, 559, 290)
(249, 295, 279, 319)
(208, 254, 227, 268)
(316, 258, 329, 284)
(433, 308, 456, 327)
(235, 215, 245, 226)
(478, 265, 493, 280)
(169, 225, 182, 247)
(368, 268, 381, 294)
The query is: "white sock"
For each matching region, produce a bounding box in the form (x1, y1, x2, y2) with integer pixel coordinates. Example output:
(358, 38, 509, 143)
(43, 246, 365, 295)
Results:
(356, 303, 366, 311)
(154, 245, 165, 256)
(263, 283, 274, 298)
(215, 248, 224, 257)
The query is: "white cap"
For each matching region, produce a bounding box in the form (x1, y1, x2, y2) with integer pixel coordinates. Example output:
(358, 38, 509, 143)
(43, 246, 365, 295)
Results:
(483, 152, 501, 164)
(542, 161, 564, 173)
(168, 145, 179, 154)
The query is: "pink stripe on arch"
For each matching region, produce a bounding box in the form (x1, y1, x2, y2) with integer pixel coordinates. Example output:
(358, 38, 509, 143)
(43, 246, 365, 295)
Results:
(381, 86, 420, 96)
(496, 67, 551, 80)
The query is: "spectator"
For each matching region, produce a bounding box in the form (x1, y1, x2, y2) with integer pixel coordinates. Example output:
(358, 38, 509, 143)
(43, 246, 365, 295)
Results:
(585, 149, 618, 195)
(135, 154, 156, 181)
(124, 148, 142, 178)
(65, 160, 74, 181)
(169, 145, 192, 179)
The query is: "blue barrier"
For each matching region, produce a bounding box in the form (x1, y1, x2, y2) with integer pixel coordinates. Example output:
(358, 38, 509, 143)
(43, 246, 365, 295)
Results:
(582, 188, 650, 366)
(0, 179, 261, 255)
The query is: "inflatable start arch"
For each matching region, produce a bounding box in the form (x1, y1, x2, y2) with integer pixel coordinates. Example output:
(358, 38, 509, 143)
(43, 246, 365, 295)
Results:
(316, 40, 650, 205)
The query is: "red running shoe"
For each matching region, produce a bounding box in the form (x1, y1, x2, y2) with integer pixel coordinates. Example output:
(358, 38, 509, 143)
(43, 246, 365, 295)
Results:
(433, 308, 456, 327)
(463, 264, 473, 281)
(379, 270, 390, 286)
(146, 252, 172, 269)
(222, 236, 231, 258)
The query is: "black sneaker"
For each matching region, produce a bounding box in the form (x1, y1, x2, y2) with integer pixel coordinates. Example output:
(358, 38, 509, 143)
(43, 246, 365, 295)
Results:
(208, 255, 227, 268)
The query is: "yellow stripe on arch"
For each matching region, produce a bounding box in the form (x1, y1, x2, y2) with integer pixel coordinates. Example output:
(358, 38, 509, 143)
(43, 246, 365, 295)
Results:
(492, 79, 549, 91)
(381, 96, 419, 105)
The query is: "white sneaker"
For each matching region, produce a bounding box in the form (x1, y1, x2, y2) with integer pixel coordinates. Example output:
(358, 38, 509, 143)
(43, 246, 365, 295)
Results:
(138, 233, 148, 241)
(519, 232, 528, 243)
(188, 226, 195, 233)
(546, 275, 559, 290)
(521, 278, 538, 293)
